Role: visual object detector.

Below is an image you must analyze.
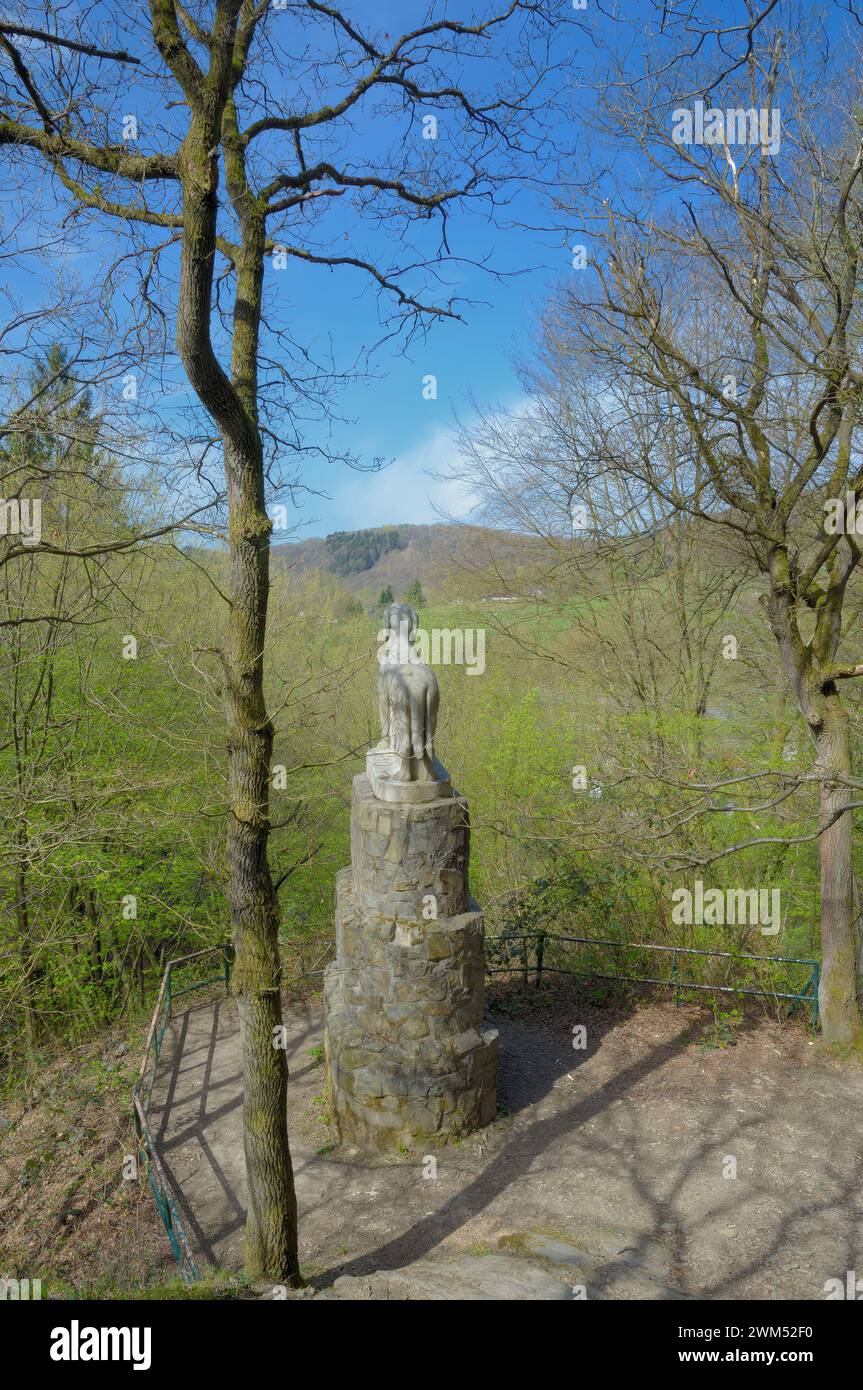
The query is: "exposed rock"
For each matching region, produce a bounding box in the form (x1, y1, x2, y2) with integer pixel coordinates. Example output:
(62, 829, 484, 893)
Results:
(319, 1253, 572, 1301)
(312, 1231, 694, 1301)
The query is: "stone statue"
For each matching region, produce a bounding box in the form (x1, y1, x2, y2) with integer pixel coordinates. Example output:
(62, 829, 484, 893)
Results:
(367, 603, 451, 802)
(326, 611, 497, 1151)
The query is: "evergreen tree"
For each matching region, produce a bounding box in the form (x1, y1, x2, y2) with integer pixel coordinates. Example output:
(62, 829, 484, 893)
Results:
(404, 579, 425, 607)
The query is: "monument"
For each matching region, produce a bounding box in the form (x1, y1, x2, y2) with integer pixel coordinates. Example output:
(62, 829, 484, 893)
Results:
(324, 604, 499, 1151)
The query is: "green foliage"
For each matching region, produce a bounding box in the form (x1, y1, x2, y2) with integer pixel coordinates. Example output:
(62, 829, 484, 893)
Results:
(699, 1004, 743, 1051)
(325, 527, 407, 576)
(1, 464, 856, 1083)
(403, 578, 426, 606)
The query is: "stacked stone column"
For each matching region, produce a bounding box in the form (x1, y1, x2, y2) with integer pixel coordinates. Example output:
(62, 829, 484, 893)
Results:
(324, 774, 498, 1151)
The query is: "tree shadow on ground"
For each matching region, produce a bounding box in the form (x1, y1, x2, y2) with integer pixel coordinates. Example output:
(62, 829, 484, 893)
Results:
(315, 983, 829, 1294)
(148, 980, 854, 1297)
(151, 996, 319, 1268)
(323, 1004, 702, 1285)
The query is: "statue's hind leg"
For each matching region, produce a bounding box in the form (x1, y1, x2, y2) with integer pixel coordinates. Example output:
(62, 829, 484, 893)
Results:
(409, 684, 433, 780)
(375, 676, 390, 750)
(383, 671, 412, 778)
(422, 680, 439, 778)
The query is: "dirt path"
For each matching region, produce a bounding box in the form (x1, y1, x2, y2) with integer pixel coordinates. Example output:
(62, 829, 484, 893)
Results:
(149, 982, 863, 1298)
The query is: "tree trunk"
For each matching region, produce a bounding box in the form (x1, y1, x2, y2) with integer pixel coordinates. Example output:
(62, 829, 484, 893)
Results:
(853, 875, 863, 1003)
(224, 437, 300, 1285)
(15, 838, 42, 1063)
(814, 695, 859, 1044)
(174, 115, 300, 1283)
(766, 566, 860, 1042)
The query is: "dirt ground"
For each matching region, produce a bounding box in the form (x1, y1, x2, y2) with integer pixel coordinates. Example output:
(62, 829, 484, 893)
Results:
(0, 1035, 171, 1294)
(149, 978, 863, 1299)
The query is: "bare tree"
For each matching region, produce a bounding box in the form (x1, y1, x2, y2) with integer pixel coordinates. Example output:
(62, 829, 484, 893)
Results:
(449, 370, 749, 770)
(492, 1, 863, 1040)
(0, 0, 562, 1278)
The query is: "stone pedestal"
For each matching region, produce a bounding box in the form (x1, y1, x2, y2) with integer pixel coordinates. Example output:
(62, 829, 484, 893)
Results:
(365, 746, 452, 803)
(324, 774, 498, 1151)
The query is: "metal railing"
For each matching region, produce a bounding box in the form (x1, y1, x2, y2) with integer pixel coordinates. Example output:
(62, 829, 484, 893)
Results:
(132, 944, 232, 1283)
(486, 932, 820, 1031)
(132, 929, 819, 1283)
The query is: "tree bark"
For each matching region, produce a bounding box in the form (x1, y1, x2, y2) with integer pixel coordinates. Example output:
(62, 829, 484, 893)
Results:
(174, 111, 300, 1283)
(814, 694, 858, 1044)
(224, 437, 300, 1285)
(853, 874, 863, 1002)
(766, 564, 860, 1042)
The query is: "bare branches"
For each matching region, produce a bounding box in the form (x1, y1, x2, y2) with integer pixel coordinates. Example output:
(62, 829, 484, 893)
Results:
(0, 23, 140, 65)
(261, 162, 469, 215)
(264, 239, 462, 323)
(242, 0, 532, 145)
(0, 118, 180, 182)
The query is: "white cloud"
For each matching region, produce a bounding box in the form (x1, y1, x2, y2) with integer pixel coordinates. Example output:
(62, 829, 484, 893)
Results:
(333, 425, 481, 528)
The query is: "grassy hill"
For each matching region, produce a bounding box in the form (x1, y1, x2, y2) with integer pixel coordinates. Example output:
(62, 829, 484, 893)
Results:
(272, 523, 544, 604)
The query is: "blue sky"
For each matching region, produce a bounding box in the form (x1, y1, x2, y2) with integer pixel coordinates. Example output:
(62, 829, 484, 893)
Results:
(0, 0, 583, 539)
(285, 231, 559, 537)
(2, 0, 828, 539)
(245, 3, 579, 539)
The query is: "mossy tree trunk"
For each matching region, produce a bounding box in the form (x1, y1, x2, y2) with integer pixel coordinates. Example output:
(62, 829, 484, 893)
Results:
(0, 0, 548, 1283)
(814, 699, 856, 1043)
(170, 26, 300, 1283)
(767, 545, 861, 1046)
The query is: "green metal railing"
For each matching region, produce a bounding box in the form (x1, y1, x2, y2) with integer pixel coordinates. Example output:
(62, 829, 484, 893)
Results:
(133, 945, 232, 1283)
(486, 932, 821, 1032)
(132, 929, 819, 1282)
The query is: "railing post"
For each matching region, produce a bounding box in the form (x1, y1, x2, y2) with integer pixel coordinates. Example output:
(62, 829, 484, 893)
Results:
(671, 951, 681, 1008)
(811, 962, 820, 1034)
(535, 931, 545, 989)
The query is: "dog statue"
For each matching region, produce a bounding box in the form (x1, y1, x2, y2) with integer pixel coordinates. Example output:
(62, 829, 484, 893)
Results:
(369, 603, 450, 801)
